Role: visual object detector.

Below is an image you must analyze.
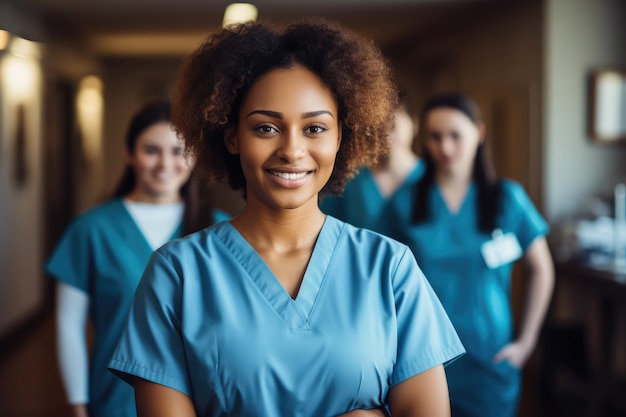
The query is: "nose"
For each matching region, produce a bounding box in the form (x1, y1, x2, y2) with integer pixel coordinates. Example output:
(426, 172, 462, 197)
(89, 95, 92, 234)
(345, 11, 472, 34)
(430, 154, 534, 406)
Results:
(440, 137, 455, 157)
(157, 151, 175, 170)
(276, 129, 306, 162)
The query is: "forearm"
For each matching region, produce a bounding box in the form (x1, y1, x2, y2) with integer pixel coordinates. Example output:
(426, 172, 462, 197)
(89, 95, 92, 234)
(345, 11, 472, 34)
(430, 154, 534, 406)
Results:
(56, 282, 90, 406)
(517, 240, 555, 349)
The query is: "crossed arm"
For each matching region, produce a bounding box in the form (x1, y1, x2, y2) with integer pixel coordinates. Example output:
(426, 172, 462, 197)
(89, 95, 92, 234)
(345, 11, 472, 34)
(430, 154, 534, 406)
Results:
(134, 364, 450, 417)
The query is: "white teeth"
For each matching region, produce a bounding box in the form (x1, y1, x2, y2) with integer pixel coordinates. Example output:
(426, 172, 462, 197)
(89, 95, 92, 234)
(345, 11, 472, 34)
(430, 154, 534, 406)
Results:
(271, 171, 308, 180)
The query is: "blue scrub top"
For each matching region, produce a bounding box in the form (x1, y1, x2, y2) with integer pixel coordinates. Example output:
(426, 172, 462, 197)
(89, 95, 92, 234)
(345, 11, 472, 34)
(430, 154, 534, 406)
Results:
(109, 216, 465, 416)
(320, 162, 424, 229)
(376, 179, 548, 417)
(45, 198, 229, 417)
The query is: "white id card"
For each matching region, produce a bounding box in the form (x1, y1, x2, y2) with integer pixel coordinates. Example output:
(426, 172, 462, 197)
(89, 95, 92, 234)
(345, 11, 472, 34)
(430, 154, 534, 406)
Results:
(481, 229, 523, 269)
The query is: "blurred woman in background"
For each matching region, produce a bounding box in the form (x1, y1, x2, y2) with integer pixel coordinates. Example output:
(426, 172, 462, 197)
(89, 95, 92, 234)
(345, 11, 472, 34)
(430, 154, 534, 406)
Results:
(377, 92, 554, 417)
(46, 99, 230, 417)
(321, 91, 421, 229)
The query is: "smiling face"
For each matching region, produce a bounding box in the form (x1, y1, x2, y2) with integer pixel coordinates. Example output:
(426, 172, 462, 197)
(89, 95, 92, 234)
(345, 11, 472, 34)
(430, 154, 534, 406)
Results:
(225, 65, 341, 212)
(422, 107, 484, 179)
(126, 121, 194, 203)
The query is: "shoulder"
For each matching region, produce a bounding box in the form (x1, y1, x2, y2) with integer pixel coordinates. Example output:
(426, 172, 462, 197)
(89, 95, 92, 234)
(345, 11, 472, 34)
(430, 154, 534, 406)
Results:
(499, 178, 525, 195)
(64, 198, 124, 232)
(498, 179, 535, 208)
(385, 177, 418, 216)
(334, 217, 410, 257)
(158, 222, 219, 253)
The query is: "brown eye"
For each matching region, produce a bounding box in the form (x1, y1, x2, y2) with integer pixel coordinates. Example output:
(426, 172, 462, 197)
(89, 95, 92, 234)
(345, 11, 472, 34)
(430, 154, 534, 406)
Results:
(305, 125, 327, 135)
(255, 124, 279, 135)
(144, 146, 159, 154)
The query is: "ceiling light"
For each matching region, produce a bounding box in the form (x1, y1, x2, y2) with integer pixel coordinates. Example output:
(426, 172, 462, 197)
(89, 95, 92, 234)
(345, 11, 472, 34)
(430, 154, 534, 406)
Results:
(222, 3, 258, 27)
(0, 30, 10, 50)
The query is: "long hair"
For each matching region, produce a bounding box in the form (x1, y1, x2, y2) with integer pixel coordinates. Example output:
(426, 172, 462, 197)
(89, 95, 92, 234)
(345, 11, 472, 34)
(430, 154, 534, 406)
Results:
(412, 92, 501, 233)
(113, 99, 217, 234)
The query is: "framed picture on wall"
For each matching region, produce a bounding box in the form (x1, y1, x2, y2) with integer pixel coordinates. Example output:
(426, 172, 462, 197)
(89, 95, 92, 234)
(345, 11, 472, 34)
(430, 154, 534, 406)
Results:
(589, 69, 626, 145)
(14, 103, 29, 187)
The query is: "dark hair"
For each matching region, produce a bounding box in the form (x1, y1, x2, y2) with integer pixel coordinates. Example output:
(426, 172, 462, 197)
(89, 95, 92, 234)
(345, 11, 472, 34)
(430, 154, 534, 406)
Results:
(171, 18, 398, 196)
(412, 92, 501, 233)
(113, 99, 172, 197)
(396, 88, 416, 118)
(113, 99, 217, 234)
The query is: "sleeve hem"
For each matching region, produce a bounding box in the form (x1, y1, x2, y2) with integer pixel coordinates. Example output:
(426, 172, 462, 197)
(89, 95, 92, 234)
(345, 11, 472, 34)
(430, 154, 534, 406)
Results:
(390, 344, 466, 387)
(108, 359, 191, 397)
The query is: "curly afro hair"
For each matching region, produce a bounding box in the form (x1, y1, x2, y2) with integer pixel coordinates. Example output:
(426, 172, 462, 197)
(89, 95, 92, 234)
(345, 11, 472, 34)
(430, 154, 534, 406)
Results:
(171, 18, 398, 195)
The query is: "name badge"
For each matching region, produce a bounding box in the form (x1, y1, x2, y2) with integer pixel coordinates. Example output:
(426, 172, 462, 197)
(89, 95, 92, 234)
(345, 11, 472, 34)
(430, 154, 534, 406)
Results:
(481, 229, 523, 269)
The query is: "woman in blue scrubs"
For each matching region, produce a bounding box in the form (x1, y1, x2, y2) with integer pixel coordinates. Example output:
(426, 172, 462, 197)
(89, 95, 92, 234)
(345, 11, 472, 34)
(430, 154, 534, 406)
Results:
(109, 20, 465, 417)
(377, 92, 554, 417)
(320, 92, 422, 229)
(46, 100, 230, 417)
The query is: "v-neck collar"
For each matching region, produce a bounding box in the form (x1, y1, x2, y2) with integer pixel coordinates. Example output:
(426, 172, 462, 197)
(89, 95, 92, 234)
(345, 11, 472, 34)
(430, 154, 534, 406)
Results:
(117, 198, 182, 253)
(216, 217, 342, 330)
(433, 182, 475, 217)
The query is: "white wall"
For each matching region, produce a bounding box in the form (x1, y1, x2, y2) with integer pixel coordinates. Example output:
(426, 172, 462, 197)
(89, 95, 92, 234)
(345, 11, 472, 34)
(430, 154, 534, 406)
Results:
(543, 0, 626, 222)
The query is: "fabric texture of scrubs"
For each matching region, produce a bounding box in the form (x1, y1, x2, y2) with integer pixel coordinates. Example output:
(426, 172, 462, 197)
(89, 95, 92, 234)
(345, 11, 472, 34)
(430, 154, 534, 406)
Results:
(45, 198, 230, 417)
(320, 162, 423, 229)
(108, 216, 465, 416)
(376, 179, 548, 417)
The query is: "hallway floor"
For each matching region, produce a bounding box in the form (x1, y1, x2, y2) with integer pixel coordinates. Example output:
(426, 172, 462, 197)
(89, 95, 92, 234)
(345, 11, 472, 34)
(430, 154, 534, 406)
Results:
(0, 313, 70, 417)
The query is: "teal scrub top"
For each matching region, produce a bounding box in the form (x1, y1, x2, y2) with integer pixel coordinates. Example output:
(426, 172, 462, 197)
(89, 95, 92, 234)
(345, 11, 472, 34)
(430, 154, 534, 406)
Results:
(45, 198, 229, 417)
(320, 162, 424, 229)
(376, 179, 548, 417)
(109, 216, 465, 416)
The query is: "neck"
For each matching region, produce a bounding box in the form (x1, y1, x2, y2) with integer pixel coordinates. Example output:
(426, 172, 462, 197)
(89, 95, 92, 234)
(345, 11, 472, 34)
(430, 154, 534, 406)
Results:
(436, 167, 472, 189)
(231, 199, 326, 253)
(125, 189, 181, 204)
(374, 148, 418, 175)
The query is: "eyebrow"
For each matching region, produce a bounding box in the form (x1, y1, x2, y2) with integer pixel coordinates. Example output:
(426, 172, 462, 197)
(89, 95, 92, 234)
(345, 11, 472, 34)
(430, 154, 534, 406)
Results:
(246, 110, 334, 119)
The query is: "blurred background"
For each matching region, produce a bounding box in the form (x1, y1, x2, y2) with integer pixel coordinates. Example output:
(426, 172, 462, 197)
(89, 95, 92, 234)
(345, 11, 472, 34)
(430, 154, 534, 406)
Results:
(0, 0, 625, 416)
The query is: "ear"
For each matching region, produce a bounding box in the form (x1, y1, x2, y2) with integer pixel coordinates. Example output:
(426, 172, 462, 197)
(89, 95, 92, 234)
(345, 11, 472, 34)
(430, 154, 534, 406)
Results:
(476, 121, 486, 145)
(224, 126, 239, 155)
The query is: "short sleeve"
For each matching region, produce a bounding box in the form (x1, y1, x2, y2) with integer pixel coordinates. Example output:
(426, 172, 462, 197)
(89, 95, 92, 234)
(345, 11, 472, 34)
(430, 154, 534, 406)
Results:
(501, 181, 549, 251)
(108, 250, 192, 396)
(391, 247, 465, 386)
(45, 217, 93, 294)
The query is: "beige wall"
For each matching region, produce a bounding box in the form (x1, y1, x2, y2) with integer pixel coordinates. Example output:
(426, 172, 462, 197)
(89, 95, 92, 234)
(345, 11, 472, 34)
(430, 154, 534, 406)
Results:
(0, 28, 45, 337)
(543, 0, 626, 223)
(386, 1, 544, 206)
(0, 4, 104, 337)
